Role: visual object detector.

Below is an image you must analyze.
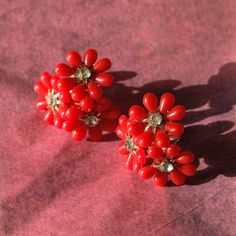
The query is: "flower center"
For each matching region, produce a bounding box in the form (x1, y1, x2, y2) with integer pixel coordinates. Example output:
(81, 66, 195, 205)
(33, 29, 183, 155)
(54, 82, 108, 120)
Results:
(46, 90, 60, 109)
(158, 161, 174, 172)
(125, 137, 136, 152)
(74, 66, 91, 84)
(144, 112, 163, 133)
(84, 115, 99, 127)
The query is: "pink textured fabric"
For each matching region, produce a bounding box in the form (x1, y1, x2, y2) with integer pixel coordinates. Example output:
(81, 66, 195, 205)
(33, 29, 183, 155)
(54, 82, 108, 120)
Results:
(1, 1, 236, 235)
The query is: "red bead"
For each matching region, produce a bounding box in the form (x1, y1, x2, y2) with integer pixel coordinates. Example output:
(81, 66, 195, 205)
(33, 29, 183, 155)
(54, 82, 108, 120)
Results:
(166, 105, 186, 121)
(118, 115, 128, 128)
(155, 130, 170, 148)
(166, 144, 181, 158)
(93, 58, 111, 73)
(88, 126, 102, 141)
(72, 125, 87, 141)
(50, 76, 60, 92)
(176, 151, 195, 164)
(159, 93, 175, 113)
(66, 50, 82, 68)
(71, 84, 87, 102)
(58, 104, 69, 119)
(143, 92, 158, 113)
(164, 122, 184, 137)
(65, 106, 83, 120)
(34, 81, 48, 96)
(154, 171, 168, 186)
(88, 83, 103, 100)
(135, 149, 146, 165)
(99, 118, 117, 132)
(170, 170, 186, 185)
(133, 162, 142, 173)
(127, 122, 145, 136)
(94, 97, 112, 113)
(177, 164, 196, 176)
(55, 63, 76, 76)
(62, 119, 80, 132)
(137, 132, 155, 148)
(139, 166, 156, 179)
(36, 97, 47, 110)
(126, 154, 134, 170)
(59, 90, 71, 103)
(129, 105, 148, 121)
(118, 141, 129, 155)
(54, 112, 64, 129)
(40, 72, 52, 89)
(44, 109, 54, 125)
(84, 49, 98, 67)
(148, 146, 164, 160)
(80, 97, 94, 113)
(115, 125, 126, 139)
(101, 105, 120, 119)
(95, 73, 114, 87)
(57, 77, 76, 91)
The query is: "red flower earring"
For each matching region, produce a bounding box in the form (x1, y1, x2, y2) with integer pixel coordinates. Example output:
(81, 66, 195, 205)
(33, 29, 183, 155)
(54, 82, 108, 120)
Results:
(34, 49, 119, 141)
(116, 92, 197, 186)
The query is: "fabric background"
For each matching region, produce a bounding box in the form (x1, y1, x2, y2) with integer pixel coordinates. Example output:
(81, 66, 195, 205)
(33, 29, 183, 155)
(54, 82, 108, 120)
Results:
(0, 0, 236, 235)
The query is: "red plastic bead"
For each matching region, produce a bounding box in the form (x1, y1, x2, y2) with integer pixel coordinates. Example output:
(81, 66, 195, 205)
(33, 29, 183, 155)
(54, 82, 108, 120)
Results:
(62, 119, 80, 132)
(135, 149, 146, 165)
(80, 97, 94, 113)
(88, 83, 103, 100)
(164, 122, 184, 137)
(55, 63, 76, 76)
(154, 171, 168, 186)
(65, 106, 83, 121)
(143, 92, 158, 113)
(177, 164, 196, 176)
(126, 154, 134, 170)
(44, 110, 54, 125)
(159, 93, 175, 113)
(170, 170, 186, 185)
(139, 166, 156, 179)
(176, 151, 195, 164)
(129, 105, 147, 121)
(36, 97, 47, 110)
(93, 58, 111, 73)
(127, 122, 145, 136)
(34, 81, 48, 96)
(166, 105, 186, 121)
(155, 130, 170, 148)
(71, 84, 87, 102)
(84, 49, 98, 67)
(166, 144, 181, 158)
(57, 77, 76, 91)
(137, 132, 155, 148)
(40, 72, 52, 90)
(148, 146, 164, 160)
(66, 50, 82, 68)
(59, 90, 71, 103)
(118, 141, 129, 155)
(95, 73, 114, 87)
(72, 125, 87, 141)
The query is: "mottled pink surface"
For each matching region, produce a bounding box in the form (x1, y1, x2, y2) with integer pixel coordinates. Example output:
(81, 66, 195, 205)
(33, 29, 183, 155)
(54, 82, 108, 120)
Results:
(1, 0, 236, 235)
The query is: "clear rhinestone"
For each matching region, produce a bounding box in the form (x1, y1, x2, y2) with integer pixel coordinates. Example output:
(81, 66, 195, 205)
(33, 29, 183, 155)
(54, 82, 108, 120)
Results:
(125, 137, 135, 152)
(46, 92, 58, 109)
(148, 113, 162, 127)
(75, 66, 91, 82)
(84, 115, 99, 127)
(159, 162, 174, 172)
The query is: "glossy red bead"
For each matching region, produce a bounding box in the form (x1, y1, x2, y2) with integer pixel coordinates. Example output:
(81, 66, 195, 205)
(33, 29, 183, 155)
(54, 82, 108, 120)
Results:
(58, 104, 69, 120)
(54, 112, 64, 129)
(66, 50, 82, 68)
(93, 58, 111, 73)
(101, 106, 120, 119)
(170, 170, 186, 185)
(164, 122, 184, 137)
(94, 97, 112, 113)
(148, 146, 164, 160)
(137, 132, 155, 148)
(126, 154, 134, 170)
(34, 81, 48, 96)
(95, 73, 114, 87)
(88, 83, 103, 100)
(65, 106, 83, 120)
(166, 105, 186, 121)
(115, 125, 126, 139)
(40, 72, 52, 89)
(143, 92, 158, 113)
(57, 77, 76, 91)
(127, 122, 145, 136)
(59, 90, 71, 103)
(154, 171, 168, 186)
(139, 166, 156, 179)
(133, 162, 142, 173)
(129, 105, 147, 121)
(177, 164, 196, 176)
(155, 130, 170, 148)
(159, 93, 175, 113)
(118, 141, 129, 155)
(62, 119, 79, 132)
(72, 125, 87, 141)
(71, 84, 87, 102)
(176, 151, 195, 164)
(44, 109, 54, 125)
(135, 149, 146, 165)
(84, 49, 98, 67)
(50, 76, 60, 92)
(36, 97, 47, 110)
(118, 115, 128, 127)
(166, 144, 181, 158)
(55, 63, 76, 76)
(80, 97, 94, 113)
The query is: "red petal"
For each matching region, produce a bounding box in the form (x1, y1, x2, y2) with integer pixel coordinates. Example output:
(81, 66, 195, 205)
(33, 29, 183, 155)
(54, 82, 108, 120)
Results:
(148, 146, 164, 160)
(143, 92, 158, 113)
(44, 109, 54, 125)
(154, 171, 168, 186)
(71, 84, 87, 102)
(51, 76, 60, 92)
(139, 166, 156, 179)
(36, 97, 47, 110)
(80, 97, 94, 113)
(137, 132, 155, 148)
(159, 93, 175, 113)
(176, 152, 195, 164)
(88, 83, 103, 100)
(57, 77, 76, 91)
(84, 49, 98, 67)
(34, 81, 48, 96)
(40, 72, 52, 89)
(95, 73, 114, 87)
(164, 122, 184, 137)
(59, 90, 71, 103)
(115, 125, 126, 139)
(166, 105, 186, 121)
(54, 111, 64, 129)
(55, 63, 76, 76)
(177, 164, 197, 176)
(129, 105, 148, 121)
(65, 106, 83, 121)
(166, 144, 181, 158)
(170, 170, 186, 185)
(127, 122, 145, 136)
(72, 125, 87, 141)
(155, 130, 170, 148)
(126, 154, 134, 170)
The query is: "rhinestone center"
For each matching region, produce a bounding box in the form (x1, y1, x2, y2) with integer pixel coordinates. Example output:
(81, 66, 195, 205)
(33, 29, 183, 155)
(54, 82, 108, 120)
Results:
(75, 66, 91, 83)
(46, 90, 59, 109)
(84, 115, 99, 127)
(125, 137, 135, 152)
(148, 113, 162, 127)
(159, 161, 174, 173)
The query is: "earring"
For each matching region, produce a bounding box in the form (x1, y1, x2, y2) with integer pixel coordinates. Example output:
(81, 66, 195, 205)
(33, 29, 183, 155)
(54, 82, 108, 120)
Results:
(34, 49, 120, 141)
(116, 92, 197, 186)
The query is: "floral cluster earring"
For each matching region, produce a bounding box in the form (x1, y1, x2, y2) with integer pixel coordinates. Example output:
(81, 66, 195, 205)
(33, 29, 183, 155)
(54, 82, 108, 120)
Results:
(116, 92, 197, 186)
(34, 49, 197, 186)
(34, 49, 120, 141)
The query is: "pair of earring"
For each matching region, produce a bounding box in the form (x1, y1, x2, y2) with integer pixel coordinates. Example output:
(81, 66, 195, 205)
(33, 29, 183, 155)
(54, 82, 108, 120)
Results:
(34, 48, 197, 187)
